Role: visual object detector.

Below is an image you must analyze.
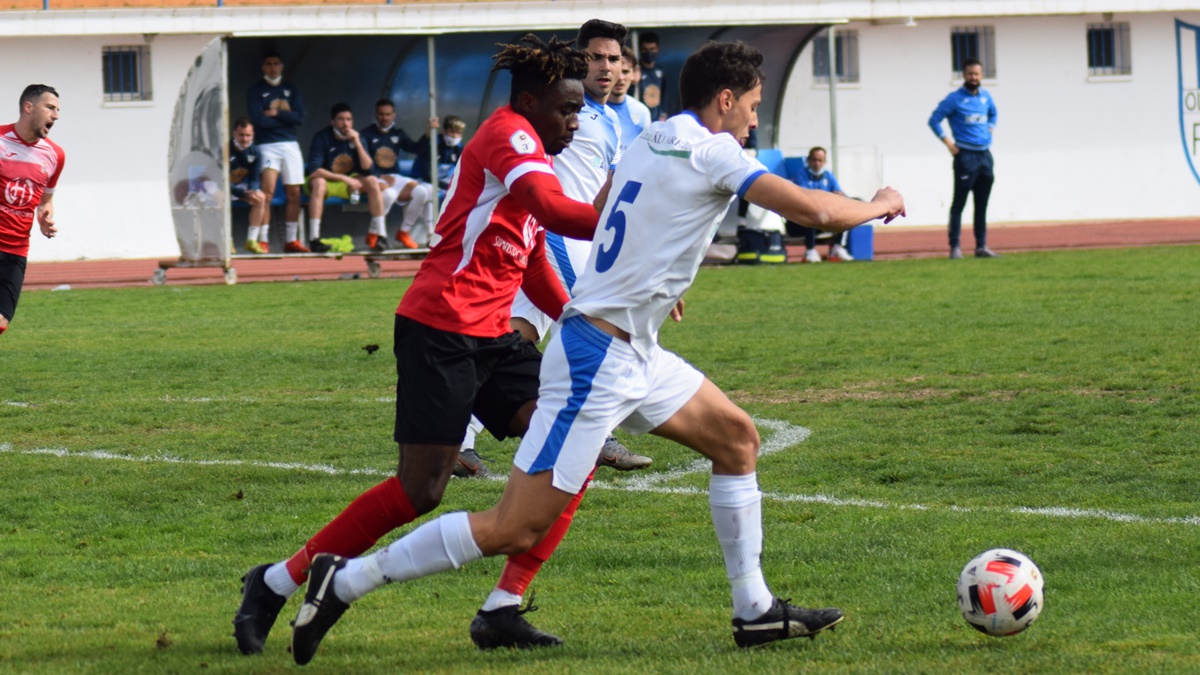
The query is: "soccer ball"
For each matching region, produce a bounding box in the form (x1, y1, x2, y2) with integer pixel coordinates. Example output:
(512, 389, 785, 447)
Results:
(956, 548, 1044, 636)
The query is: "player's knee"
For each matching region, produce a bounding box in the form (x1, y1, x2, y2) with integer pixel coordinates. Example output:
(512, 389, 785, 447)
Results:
(720, 413, 760, 471)
(404, 481, 448, 516)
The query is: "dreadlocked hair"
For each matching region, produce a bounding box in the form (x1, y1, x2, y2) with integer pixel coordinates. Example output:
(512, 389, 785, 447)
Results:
(493, 34, 589, 106)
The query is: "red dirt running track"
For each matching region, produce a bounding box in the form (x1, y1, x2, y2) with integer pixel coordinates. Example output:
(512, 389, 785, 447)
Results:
(22, 218, 1200, 292)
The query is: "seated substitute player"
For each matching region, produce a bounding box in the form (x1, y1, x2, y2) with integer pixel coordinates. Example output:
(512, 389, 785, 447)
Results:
(411, 114, 466, 190)
(229, 118, 270, 254)
(360, 98, 435, 251)
(304, 103, 386, 253)
(287, 40, 906, 663)
(0, 84, 65, 337)
(233, 34, 604, 657)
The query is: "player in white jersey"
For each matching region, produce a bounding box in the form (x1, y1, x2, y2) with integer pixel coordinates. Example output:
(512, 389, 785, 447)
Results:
(289, 41, 906, 660)
(607, 46, 652, 158)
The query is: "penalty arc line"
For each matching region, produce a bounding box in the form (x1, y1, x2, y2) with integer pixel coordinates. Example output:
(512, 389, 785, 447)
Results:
(3, 418, 1198, 527)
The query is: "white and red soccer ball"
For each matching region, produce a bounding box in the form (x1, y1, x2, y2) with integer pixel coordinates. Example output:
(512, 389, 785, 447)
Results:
(957, 548, 1044, 636)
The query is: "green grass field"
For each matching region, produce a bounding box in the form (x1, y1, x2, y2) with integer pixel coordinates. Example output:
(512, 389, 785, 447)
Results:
(2, 247, 1198, 673)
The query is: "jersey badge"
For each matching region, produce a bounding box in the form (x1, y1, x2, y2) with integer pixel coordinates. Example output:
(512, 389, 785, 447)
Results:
(510, 131, 536, 155)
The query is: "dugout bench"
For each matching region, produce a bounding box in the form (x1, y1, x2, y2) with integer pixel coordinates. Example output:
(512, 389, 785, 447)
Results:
(154, 160, 439, 285)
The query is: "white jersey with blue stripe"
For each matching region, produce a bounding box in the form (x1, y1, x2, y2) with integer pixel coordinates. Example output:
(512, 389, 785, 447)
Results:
(566, 112, 768, 359)
(608, 96, 652, 158)
(545, 93, 622, 293)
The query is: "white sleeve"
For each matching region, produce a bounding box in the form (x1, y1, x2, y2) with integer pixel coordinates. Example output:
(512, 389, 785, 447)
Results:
(700, 136, 769, 197)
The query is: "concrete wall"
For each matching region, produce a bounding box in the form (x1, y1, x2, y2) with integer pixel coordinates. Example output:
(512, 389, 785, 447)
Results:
(0, 33, 218, 262)
(779, 12, 1200, 227)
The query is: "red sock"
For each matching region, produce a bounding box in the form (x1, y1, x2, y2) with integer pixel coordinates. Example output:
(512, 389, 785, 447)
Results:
(284, 476, 416, 584)
(497, 468, 596, 596)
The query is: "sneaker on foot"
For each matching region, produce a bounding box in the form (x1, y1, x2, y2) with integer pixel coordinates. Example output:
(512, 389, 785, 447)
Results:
(453, 448, 497, 478)
(291, 554, 350, 665)
(396, 231, 419, 249)
(284, 240, 311, 254)
(232, 563, 288, 655)
(258, 240, 270, 254)
(829, 244, 854, 262)
(469, 599, 563, 650)
(309, 238, 332, 254)
(243, 240, 264, 254)
(732, 597, 844, 648)
(975, 246, 1001, 258)
(803, 248, 822, 264)
(596, 435, 652, 471)
(949, 246, 963, 260)
(365, 233, 387, 252)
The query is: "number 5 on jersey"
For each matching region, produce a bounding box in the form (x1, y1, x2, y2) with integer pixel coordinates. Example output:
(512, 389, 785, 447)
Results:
(595, 180, 641, 273)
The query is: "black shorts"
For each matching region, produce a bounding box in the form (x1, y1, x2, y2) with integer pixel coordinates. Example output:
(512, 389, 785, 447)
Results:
(393, 314, 542, 445)
(0, 251, 27, 322)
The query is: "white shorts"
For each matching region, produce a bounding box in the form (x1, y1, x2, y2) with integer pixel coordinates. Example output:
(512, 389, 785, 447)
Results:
(258, 141, 305, 186)
(510, 232, 591, 341)
(380, 173, 420, 210)
(513, 314, 705, 494)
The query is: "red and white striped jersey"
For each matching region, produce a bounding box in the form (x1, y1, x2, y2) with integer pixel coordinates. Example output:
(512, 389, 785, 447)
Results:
(396, 105, 560, 337)
(0, 123, 65, 257)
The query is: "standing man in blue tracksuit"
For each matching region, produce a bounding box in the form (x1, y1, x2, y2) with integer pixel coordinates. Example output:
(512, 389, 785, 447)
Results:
(929, 57, 999, 259)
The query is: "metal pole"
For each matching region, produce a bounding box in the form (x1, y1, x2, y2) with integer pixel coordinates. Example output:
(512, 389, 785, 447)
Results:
(426, 36, 440, 220)
(826, 26, 839, 180)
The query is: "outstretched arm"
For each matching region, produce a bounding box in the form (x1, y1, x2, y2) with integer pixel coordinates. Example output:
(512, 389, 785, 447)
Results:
(744, 173, 904, 230)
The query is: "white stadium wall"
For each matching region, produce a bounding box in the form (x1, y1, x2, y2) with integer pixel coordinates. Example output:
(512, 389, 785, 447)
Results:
(779, 12, 1200, 227)
(0, 33, 219, 263)
(6, 4, 1200, 262)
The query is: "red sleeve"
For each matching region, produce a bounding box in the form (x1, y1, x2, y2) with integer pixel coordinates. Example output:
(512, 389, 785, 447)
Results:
(521, 230, 571, 320)
(509, 171, 598, 241)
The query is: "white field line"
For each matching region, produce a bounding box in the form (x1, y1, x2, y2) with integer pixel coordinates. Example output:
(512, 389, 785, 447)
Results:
(3, 417, 1198, 527)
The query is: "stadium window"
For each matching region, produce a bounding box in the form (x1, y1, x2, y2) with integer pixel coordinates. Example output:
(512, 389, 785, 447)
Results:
(1087, 22, 1132, 76)
(951, 26, 996, 79)
(813, 29, 860, 84)
(102, 45, 152, 102)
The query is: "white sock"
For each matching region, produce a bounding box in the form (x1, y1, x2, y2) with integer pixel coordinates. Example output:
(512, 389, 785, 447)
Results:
(309, 219, 321, 240)
(481, 588, 522, 612)
(259, 224, 270, 242)
(286, 221, 300, 242)
(401, 183, 432, 232)
(369, 216, 387, 236)
(264, 561, 300, 598)
(247, 225, 261, 242)
(461, 416, 484, 451)
(423, 186, 436, 228)
(710, 473, 773, 621)
(335, 512, 482, 603)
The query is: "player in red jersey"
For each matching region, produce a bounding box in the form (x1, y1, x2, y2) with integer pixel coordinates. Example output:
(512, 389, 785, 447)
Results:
(0, 84, 65, 337)
(233, 34, 599, 656)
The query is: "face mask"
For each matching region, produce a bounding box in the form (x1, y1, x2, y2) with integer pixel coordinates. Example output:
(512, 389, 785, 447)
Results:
(376, 122, 394, 132)
(233, 138, 250, 151)
(332, 127, 347, 141)
(264, 75, 282, 86)
(641, 51, 657, 67)
(444, 135, 462, 148)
